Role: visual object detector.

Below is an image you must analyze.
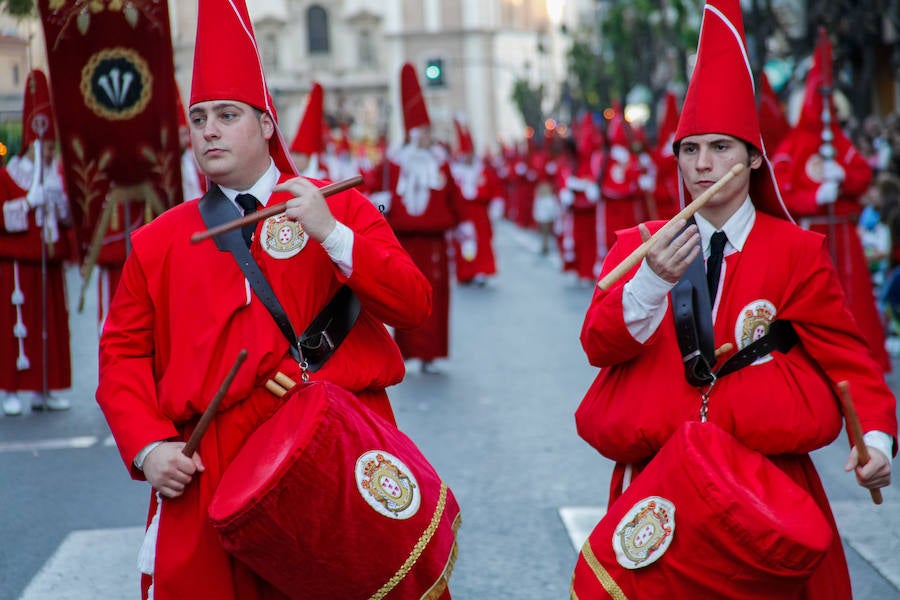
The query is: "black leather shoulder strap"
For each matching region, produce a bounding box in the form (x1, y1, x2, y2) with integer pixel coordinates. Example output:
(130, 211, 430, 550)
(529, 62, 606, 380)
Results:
(715, 320, 798, 378)
(197, 185, 361, 371)
(671, 218, 717, 387)
(198, 185, 302, 361)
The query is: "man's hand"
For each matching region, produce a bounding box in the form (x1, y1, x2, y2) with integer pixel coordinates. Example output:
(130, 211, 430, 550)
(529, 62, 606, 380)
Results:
(844, 445, 891, 490)
(639, 219, 700, 283)
(142, 442, 204, 499)
(276, 176, 337, 242)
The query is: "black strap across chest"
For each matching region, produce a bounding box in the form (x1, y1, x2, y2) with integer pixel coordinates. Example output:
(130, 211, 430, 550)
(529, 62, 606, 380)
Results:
(671, 218, 798, 386)
(197, 185, 360, 371)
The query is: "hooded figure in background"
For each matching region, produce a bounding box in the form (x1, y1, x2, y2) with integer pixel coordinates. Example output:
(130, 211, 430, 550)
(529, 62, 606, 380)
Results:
(772, 27, 890, 372)
(383, 62, 468, 372)
(0, 68, 73, 415)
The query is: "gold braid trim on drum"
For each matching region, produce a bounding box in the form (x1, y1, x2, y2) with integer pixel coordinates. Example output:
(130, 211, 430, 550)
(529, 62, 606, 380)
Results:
(576, 538, 629, 600)
(368, 482, 453, 600)
(420, 512, 462, 600)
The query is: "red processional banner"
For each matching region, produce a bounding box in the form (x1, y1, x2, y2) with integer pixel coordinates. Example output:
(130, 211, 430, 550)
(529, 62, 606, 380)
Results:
(37, 0, 182, 289)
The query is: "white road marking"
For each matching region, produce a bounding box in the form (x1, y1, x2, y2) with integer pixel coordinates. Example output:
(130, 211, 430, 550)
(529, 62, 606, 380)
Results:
(18, 527, 144, 600)
(0, 436, 98, 453)
(558, 505, 606, 552)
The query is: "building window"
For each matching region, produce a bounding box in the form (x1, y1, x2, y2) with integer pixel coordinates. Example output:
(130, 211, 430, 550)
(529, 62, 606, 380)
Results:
(12, 65, 18, 86)
(358, 30, 375, 68)
(262, 33, 279, 70)
(307, 5, 330, 54)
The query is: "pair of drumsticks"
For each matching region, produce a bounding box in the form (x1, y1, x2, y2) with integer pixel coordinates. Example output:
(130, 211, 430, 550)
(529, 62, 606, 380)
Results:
(180, 350, 298, 456)
(186, 170, 883, 505)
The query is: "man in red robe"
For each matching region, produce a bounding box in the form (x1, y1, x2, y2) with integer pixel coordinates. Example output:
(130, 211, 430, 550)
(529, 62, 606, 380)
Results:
(450, 116, 497, 285)
(383, 63, 467, 372)
(95, 2, 455, 598)
(558, 111, 603, 283)
(0, 69, 73, 415)
(598, 105, 645, 260)
(772, 28, 890, 372)
(573, 2, 895, 598)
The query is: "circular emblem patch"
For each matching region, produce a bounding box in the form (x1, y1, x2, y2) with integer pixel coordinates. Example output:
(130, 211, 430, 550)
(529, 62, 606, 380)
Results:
(261, 213, 307, 259)
(80, 47, 152, 121)
(355, 450, 421, 520)
(612, 496, 675, 569)
(734, 299, 777, 365)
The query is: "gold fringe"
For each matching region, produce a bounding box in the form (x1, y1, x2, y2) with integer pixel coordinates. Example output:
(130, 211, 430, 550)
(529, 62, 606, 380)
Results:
(576, 537, 629, 600)
(368, 482, 458, 600)
(420, 512, 462, 600)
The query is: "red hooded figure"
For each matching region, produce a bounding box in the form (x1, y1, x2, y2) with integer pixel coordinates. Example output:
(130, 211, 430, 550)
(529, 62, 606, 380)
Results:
(0, 68, 73, 415)
(385, 62, 467, 368)
(575, 2, 896, 599)
(772, 28, 888, 371)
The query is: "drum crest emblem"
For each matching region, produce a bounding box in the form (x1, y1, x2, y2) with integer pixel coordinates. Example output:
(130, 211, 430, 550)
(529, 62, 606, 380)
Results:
(734, 299, 777, 365)
(355, 450, 421, 520)
(612, 496, 676, 569)
(262, 213, 306, 259)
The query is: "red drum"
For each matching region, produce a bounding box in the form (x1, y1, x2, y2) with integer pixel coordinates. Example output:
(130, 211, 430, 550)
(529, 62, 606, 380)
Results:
(572, 421, 832, 599)
(208, 381, 461, 599)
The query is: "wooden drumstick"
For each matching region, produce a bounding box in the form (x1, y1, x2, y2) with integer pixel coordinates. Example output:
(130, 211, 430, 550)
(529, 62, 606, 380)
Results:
(837, 380, 883, 505)
(190, 175, 364, 244)
(596, 163, 745, 291)
(265, 379, 288, 398)
(714, 343, 734, 359)
(182, 349, 248, 457)
(274, 371, 297, 390)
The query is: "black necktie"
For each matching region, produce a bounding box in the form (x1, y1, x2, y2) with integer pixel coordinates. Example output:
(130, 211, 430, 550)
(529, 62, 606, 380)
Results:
(235, 193, 258, 248)
(706, 231, 728, 304)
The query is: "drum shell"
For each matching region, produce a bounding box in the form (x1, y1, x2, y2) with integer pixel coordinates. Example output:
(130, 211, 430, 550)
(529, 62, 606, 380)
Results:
(572, 421, 832, 599)
(208, 381, 460, 599)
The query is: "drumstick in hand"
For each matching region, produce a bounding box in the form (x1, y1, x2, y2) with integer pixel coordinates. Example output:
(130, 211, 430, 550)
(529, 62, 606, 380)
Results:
(837, 380, 883, 505)
(190, 175, 364, 243)
(182, 349, 248, 457)
(596, 163, 745, 291)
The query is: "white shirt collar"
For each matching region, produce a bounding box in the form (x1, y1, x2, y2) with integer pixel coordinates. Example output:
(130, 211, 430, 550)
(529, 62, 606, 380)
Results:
(218, 159, 279, 208)
(694, 196, 756, 257)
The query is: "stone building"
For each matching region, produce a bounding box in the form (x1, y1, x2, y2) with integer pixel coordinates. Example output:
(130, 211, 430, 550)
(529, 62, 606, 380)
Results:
(171, 0, 573, 154)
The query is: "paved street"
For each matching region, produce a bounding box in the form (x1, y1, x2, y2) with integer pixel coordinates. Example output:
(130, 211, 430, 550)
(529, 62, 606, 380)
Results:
(1, 219, 899, 599)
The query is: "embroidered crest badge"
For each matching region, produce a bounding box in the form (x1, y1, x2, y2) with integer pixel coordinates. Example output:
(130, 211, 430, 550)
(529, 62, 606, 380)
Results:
(612, 496, 676, 569)
(261, 213, 306, 259)
(734, 299, 777, 365)
(355, 450, 421, 520)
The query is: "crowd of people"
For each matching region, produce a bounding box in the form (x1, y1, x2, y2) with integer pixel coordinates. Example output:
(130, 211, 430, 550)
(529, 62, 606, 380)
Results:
(1, 0, 897, 598)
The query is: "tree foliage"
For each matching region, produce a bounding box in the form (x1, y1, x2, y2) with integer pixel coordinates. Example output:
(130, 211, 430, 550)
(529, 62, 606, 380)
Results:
(564, 0, 702, 121)
(511, 78, 545, 134)
(1, 0, 35, 18)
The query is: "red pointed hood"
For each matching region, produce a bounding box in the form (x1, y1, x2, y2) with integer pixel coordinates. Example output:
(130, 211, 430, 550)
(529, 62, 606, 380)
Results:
(290, 82, 324, 155)
(190, 0, 297, 175)
(758, 71, 790, 152)
(400, 62, 430, 134)
(20, 69, 56, 155)
(453, 117, 474, 155)
(674, 0, 790, 220)
(606, 102, 631, 147)
(797, 27, 841, 135)
(656, 91, 680, 159)
(575, 111, 602, 159)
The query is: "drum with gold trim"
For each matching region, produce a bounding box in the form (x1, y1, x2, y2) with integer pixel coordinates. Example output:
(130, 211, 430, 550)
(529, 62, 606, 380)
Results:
(571, 421, 832, 599)
(208, 381, 460, 599)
